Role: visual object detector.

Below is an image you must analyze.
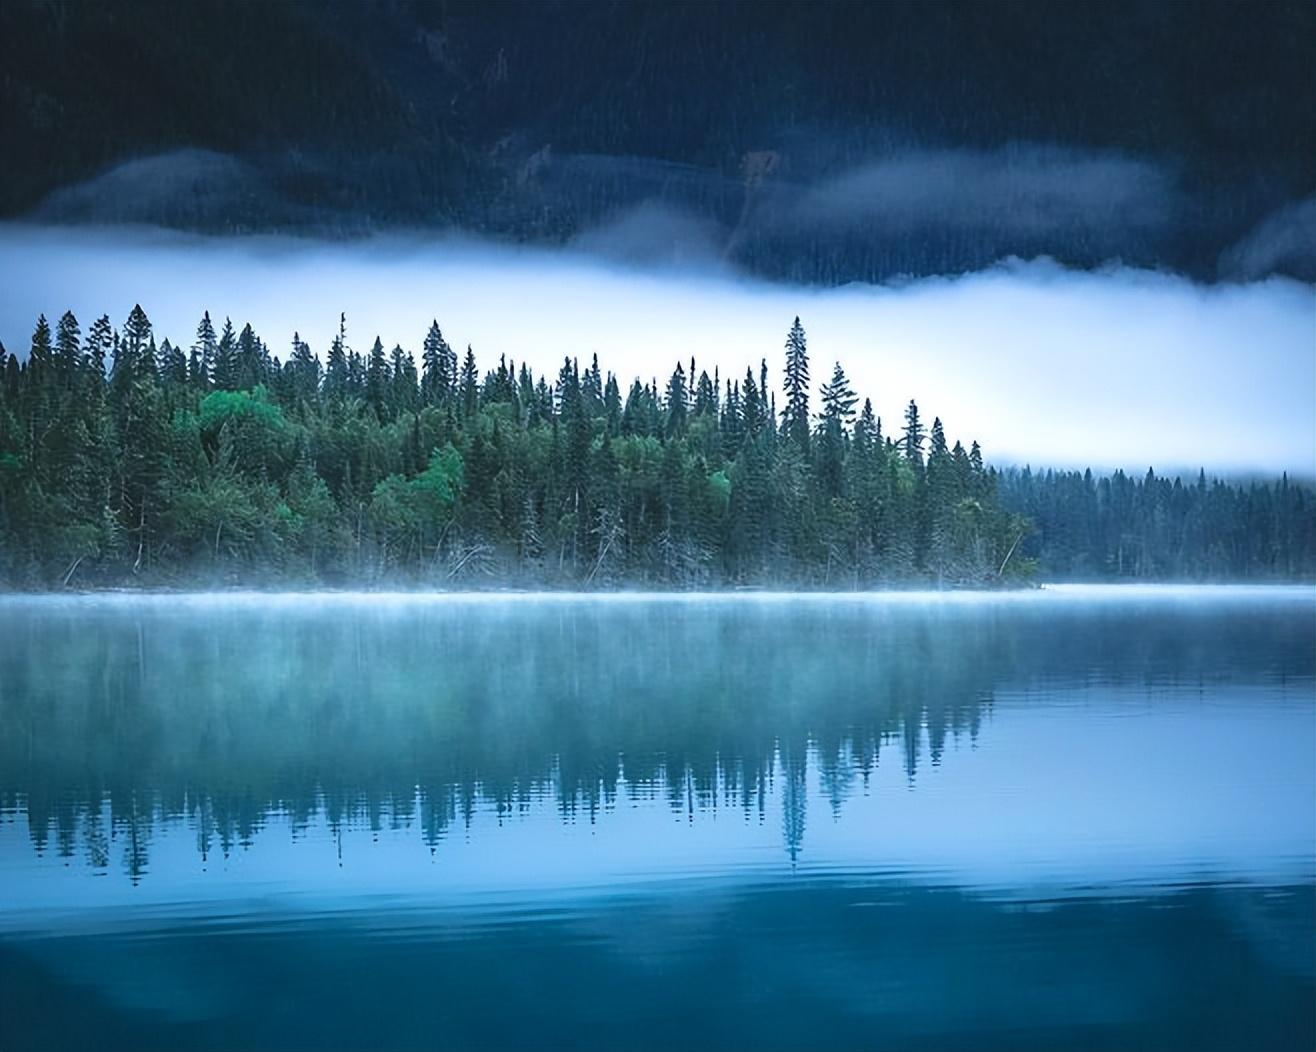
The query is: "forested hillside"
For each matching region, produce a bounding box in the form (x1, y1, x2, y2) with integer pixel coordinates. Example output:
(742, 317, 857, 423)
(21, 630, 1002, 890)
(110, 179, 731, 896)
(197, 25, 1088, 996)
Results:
(3, 0, 1312, 282)
(0, 308, 1311, 589)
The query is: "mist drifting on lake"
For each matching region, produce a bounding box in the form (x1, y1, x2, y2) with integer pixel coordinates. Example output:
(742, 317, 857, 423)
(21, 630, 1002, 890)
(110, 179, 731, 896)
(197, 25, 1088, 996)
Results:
(0, 223, 1311, 474)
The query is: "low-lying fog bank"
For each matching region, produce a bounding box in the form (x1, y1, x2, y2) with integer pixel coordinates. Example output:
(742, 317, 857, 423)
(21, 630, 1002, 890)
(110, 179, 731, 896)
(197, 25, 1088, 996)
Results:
(0, 223, 1311, 474)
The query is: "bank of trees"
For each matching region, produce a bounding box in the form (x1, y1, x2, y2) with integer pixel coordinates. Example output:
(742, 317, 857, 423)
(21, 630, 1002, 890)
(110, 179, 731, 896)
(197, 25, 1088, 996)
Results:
(998, 466, 1316, 581)
(0, 306, 1309, 587)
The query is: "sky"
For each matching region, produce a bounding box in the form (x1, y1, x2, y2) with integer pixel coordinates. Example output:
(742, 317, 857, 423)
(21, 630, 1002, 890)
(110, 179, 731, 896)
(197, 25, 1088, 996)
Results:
(0, 223, 1311, 476)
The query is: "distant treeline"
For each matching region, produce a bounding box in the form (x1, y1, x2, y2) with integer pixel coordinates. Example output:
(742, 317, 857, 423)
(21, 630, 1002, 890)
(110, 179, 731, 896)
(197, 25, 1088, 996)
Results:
(1000, 467, 1315, 582)
(0, 307, 1310, 588)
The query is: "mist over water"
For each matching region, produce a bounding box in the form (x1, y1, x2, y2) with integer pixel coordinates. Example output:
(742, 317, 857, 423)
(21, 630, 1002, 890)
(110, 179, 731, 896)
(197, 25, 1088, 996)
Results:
(1, 587, 1312, 1051)
(0, 223, 1311, 474)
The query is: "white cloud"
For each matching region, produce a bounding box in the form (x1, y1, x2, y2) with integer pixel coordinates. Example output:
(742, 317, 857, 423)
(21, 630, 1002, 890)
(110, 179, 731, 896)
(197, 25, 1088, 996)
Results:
(0, 223, 1310, 474)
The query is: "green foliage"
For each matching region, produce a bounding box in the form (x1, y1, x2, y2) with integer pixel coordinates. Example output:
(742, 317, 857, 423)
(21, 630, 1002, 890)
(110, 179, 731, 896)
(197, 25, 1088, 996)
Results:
(416, 444, 464, 509)
(707, 469, 731, 510)
(198, 385, 286, 432)
(0, 307, 1310, 588)
(998, 468, 1316, 581)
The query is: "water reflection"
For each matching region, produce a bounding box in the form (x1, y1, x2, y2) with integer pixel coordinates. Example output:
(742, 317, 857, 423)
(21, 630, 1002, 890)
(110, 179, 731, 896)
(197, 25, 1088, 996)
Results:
(1, 590, 1311, 884)
(1, 590, 1314, 1051)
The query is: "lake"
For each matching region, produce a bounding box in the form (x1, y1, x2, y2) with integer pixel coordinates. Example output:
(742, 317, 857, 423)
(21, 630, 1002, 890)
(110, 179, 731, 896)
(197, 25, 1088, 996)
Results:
(0, 586, 1312, 1051)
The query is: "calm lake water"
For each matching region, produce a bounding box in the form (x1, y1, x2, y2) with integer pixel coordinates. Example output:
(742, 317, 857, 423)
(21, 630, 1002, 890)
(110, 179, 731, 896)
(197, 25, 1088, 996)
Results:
(0, 586, 1313, 1051)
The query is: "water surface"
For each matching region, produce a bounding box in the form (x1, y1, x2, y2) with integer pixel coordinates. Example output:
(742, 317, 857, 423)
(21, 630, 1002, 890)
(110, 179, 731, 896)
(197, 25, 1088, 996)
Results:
(1, 586, 1313, 1050)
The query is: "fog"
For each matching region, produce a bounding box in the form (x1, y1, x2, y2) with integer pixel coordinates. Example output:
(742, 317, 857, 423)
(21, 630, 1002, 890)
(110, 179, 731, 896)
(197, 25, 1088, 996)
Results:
(0, 223, 1311, 474)
(1219, 194, 1316, 282)
(786, 146, 1175, 248)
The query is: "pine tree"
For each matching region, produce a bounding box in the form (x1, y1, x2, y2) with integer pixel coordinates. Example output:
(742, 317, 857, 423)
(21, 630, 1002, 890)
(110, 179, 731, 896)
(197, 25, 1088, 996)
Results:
(122, 305, 152, 368)
(818, 362, 858, 428)
(234, 323, 264, 390)
(720, 379, 743, 457)
(324, 315, 350, 402)
(460, 346, 479, 419)
(421, 321, 453, 405)
(190, 311, 218, 389)
(289, 333, 320, 405)
(815, 362, 856, 499)
(366, 337, 390, 420)
(54, 311, 82, 391)
(390, 345, 418, 415)
(783, 317, 810, 450)
(23, 316, 55, 469)
(84, 315, 112, 393)
(160, 338, 188, 386)
(603, 373, 622, 436)
(925, 417, 960, 579)
(902, 399, 925, 469)
(583, 353, 604, 415)
(213, 318, 237, 390)
(665, 363, 688, 438)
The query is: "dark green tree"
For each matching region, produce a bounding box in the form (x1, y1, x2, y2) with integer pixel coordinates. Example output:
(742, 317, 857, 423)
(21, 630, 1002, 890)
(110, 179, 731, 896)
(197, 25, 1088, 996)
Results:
(782, 317, 810, 450)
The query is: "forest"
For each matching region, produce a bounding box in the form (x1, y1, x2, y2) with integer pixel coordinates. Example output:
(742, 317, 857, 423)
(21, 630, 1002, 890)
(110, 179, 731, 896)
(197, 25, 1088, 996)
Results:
(0, 306, 1311, 589)
(3, 0, 1312, 283)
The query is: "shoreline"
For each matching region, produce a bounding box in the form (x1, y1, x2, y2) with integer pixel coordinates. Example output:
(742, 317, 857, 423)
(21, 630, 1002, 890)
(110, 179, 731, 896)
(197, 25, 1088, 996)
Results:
(1, 582, 1311, 602)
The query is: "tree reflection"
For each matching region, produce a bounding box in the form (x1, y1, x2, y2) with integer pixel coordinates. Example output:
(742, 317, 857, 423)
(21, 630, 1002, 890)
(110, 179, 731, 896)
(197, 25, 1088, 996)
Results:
(2, 595, 1310, 881)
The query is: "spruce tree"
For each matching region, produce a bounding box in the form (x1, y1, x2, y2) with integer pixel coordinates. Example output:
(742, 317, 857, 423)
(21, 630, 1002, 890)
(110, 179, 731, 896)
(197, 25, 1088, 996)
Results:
(421, 321, 453, 405)
(665, 363, 688, 438)
(460, 346, 479, 419)
(783, 317, 810, 450)
(190, 311, 218, 389)
(84, 315, 112, 393)
(213, 318, 237, 391)
(54, 311, 82, 391)
(816, 362, 856, 500)
(289, 333, 320, 405)
(902, 399, 925, 469)
(366, 337, 390, 420)
(818, 362, 858, 428)
(390, 345, 418, 415)
(234, 323, 264, 390)
(324, 315, 350, 402)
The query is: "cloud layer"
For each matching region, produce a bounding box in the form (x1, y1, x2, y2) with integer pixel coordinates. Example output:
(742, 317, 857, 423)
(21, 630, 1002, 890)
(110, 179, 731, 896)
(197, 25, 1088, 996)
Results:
(786, 146, 1177, 243)
(34, 141, 1301, 282)
(0, 223, 1310, 475)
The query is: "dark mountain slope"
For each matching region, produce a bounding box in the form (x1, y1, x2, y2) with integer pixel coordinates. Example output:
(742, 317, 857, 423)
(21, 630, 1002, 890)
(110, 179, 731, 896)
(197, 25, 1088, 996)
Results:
(2, 0, 1312, 281)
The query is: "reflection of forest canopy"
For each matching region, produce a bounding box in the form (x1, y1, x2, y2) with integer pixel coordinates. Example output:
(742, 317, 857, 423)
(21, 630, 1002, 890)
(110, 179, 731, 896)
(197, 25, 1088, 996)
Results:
(3, 598, 1311, 880)
(1, 307, 1311, 589)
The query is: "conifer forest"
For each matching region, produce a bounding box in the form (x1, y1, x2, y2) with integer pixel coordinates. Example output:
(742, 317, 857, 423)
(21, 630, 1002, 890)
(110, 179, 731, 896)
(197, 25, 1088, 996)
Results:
(1, 307, 1310, 589)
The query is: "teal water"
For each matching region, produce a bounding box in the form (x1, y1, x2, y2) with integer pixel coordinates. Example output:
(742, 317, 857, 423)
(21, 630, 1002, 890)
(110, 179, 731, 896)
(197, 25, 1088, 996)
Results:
(1, 586, 1313, 1051)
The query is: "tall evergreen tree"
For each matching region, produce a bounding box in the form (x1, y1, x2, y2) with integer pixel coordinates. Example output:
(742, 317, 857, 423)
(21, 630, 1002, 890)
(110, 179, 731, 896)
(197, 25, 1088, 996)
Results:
(366, 337, 390, 420)
(421, 321, 454, 405)
(212, 318, 237, 391)
(816, 362, 856, 499)
(289, 333, 320, 405)
(324, 315, 350, 401)
(782, 317, 810, 450)
(189, 312, 216, 389)
(54, 311, 81, 391)
(902, 399, 925, 469)
(234, 323, 264, 390)
(665, 363, 688, 438)
(460, 346, 479, 419)
(84, 315, 112, 393)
